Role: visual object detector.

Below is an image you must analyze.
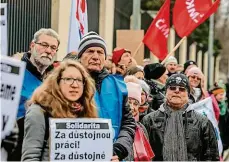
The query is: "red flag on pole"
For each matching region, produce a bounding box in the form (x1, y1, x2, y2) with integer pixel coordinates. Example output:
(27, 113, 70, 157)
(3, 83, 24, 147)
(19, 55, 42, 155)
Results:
(143, 0, 170, 60)
(173, 0, 220, 37)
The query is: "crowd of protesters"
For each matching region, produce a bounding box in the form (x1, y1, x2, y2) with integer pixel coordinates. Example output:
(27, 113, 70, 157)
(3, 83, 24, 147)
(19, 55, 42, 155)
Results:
(1, 28, 229, 161)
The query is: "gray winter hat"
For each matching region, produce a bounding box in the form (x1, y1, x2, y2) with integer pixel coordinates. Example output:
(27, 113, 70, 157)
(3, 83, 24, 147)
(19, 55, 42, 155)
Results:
(77, 31, 107, 59)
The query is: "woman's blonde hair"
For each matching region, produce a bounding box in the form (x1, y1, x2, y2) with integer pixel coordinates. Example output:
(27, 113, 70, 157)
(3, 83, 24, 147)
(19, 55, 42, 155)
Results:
(27, 60, 97, 118)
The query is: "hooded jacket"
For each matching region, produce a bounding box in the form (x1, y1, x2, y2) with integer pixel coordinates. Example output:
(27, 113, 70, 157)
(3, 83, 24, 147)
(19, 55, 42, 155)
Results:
(91, 68, 136, 160)
(142, 104, 219, 161)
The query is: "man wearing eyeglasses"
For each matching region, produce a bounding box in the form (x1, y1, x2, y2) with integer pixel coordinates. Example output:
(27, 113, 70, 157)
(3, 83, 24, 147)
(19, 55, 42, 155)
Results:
(142, 74, 219, 161)
(17, 28, 60, 118)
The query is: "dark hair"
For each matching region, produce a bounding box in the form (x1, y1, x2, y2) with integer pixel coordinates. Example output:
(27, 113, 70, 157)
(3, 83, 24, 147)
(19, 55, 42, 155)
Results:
(125, 66, 144, 76)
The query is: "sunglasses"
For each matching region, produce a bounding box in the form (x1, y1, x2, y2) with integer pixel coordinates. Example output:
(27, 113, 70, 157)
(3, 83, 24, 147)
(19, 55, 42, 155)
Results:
(169, 86, 186, 92)
(190, 75, 201, 81)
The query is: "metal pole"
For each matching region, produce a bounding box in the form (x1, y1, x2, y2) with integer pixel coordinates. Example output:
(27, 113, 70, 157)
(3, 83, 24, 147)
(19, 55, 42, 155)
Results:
(208, 13, 214, 88)
(132, 0, 141, 29)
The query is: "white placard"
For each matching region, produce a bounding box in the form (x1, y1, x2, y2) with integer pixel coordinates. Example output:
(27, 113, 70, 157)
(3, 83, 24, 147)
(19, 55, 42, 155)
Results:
(0, 3, 8, 56)
(192, 97, 223, 155)
(0, 56, 25, 139)
(50, 118, 113, 161)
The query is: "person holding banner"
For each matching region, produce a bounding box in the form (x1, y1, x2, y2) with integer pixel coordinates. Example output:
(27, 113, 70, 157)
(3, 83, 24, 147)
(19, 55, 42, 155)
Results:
(78, 31, 136, 161)
(17, 28, 60, 118)
(21, 60, 97, 161)
(142, 74, 219, 161)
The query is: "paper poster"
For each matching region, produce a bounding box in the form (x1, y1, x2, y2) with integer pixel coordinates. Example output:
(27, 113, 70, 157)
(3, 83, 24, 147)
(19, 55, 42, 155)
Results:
(116, 30, 144, 65)
(192, 97, 223, 155)
(1, 56, 25, 139)
(0, 3, 8, 56)
(50, 118, 113, 161)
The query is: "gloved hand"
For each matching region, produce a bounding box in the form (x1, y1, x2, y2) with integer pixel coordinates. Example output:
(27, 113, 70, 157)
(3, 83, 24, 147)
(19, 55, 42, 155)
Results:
(1, 123, 19, 153)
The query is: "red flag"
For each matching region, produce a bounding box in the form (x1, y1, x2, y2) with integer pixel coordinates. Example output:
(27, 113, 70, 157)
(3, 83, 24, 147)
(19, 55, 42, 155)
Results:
(143, 0, 170, 61)
(173, 0, 220, 37)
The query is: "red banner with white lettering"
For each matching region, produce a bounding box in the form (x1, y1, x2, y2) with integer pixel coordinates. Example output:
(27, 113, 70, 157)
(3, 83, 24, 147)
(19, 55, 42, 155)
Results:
(173, 0, 220, 37)
(143, 0, 170, 60)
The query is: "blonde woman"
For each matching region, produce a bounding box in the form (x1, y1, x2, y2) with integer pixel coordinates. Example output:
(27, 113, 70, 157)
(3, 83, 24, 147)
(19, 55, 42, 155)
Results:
(21, 60, 97, 161)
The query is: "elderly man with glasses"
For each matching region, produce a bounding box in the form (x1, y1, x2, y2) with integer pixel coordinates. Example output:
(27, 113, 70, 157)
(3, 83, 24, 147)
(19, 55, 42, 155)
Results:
(17, 28, 60, 118)
(142, 74, 219, 161)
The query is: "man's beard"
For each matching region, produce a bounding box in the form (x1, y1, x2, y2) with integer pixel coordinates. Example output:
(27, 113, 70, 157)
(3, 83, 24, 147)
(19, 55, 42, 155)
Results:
(32, 49, 54, 67)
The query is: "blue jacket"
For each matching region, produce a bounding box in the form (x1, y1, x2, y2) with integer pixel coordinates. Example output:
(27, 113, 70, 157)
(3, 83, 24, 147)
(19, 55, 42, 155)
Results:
(17, 69, 42, 118)
(17, 53, 42, 118)
(91, 69, 135, 160)
(94, 75, 127, 140)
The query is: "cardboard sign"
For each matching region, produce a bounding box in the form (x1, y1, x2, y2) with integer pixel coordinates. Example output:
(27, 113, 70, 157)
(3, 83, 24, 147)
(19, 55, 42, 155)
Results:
(116, 30, 144, 65)
(1, 56, 25, 139)
(50, 118, 113, 161)
(192, 97, 223, 155)
(0, 3, 8, 56)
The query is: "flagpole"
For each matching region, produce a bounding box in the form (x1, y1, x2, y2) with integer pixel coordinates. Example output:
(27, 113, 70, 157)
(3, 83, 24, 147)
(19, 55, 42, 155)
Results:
(132, 42, 143, 57)
(161, 36, 187, 64)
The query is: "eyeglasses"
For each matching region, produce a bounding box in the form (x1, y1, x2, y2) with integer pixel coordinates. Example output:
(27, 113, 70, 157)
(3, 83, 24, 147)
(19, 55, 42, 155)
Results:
(190, 75, 201, 81)
(61, 77, 84, 86)
(35, 42, 58, 52)
(169, 86, 186, 92)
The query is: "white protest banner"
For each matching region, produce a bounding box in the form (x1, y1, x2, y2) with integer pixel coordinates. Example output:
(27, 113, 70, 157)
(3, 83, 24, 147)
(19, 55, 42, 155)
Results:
(192, 97, 223, 155)
(0, 3, 8, 56)
(50, 118, 113, 161)
(1, 56, 25, 139)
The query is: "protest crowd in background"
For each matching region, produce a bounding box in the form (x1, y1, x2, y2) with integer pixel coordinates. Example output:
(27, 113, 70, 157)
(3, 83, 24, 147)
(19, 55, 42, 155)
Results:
(1, 0, 229, 161)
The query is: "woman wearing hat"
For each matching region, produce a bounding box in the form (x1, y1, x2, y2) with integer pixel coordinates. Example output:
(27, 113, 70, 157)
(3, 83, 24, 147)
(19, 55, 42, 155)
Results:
(186, 67, 208, 103)
(210, 83, 229, 154)
(124, 76, 154, 161)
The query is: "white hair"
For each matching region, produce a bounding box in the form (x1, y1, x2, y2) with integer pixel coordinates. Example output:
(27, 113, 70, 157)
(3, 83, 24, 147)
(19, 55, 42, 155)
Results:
(32, 28, 60, 46)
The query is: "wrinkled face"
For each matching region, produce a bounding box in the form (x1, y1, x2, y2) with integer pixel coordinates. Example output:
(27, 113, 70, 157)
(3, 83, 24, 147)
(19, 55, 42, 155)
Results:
(119, 52, 132, 67)
(59, 66, 84, 102)
(134, 71, 144, 80)
(188, 75, 201, 88)
(166, 63, 177, 73)
(30, 34, 58, 66)
(141, 91, 147, 105)
(166, 86, 189, 109)
(159, 70, 168, 84)
(215, 93, 225, 102)
(128, 98, 140, 117)
(80, 47, 105, 72)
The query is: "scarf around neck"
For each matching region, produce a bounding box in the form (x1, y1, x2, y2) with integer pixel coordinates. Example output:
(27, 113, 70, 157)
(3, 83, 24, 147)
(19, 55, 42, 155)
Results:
(163, 104, 188, 161)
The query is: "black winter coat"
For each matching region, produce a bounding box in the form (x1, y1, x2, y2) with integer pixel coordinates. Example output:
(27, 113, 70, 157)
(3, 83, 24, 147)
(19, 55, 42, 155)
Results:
(145, 80, 165, 111)
(142, 104, 219, 161)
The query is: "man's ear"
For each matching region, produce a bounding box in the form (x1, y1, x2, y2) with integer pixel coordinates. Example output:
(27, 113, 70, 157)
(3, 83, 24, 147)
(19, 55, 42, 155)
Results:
(30, 42, 35, 49)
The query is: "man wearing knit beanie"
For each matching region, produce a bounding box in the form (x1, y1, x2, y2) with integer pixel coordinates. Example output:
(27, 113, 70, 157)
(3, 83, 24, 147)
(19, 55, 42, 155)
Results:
(142, 73, 219, 161)
(78, 31, 135, 161)
(144, 63, 168, 110)
(164, 56, 178, 77)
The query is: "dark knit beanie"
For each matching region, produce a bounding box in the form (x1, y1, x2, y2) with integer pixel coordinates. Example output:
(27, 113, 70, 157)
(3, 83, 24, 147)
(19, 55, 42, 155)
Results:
(165, 74, 190, 93)
(77, 31, 107, 59)
(183, 60, 197, 73)
(144, 63, 166, 80)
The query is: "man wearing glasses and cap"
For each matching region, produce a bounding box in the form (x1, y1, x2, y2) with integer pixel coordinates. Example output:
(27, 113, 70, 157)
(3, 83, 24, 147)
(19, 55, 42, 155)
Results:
(142, 74, 219, 161)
